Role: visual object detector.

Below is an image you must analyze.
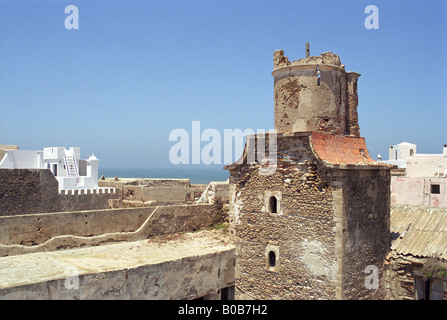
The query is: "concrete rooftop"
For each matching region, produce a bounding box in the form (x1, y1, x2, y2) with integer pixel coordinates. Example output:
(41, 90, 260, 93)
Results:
(0, 229, 235, 299)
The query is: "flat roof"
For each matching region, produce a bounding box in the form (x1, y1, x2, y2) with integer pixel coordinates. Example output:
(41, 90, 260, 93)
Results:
(0, 229, 234, 290)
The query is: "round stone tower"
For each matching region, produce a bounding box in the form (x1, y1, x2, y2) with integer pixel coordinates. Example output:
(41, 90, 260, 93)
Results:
(272, 49, 361, 136)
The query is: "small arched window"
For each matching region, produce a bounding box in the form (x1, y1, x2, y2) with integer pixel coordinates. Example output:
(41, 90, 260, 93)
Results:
(268, 251, 276, 268)
(265, 245, 279, 272)
(269, 196, 277, 214)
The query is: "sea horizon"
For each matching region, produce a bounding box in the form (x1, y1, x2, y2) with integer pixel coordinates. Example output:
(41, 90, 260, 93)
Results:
(99, 166, 229, 185)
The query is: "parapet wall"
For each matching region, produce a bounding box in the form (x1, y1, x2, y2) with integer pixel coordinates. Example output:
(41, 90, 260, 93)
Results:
(99, 177, 208, 206)
(0, 230, 235, 300)
(0, 203, 225, 256)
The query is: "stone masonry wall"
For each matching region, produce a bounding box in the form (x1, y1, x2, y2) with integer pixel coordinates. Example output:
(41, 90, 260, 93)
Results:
(0, 169, 56, 215)
(346, 73, 361, 137)
(228, 135, 341, 299)
(341, 168, 391, 299)
(0, 169, 117, 216)
(227, 132, 391, 300)
(384, 257, 419, 300)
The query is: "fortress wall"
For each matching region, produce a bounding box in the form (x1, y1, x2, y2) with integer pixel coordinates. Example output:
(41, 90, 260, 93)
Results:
(0, 169, 47, 215)
(0, 203, 225, 256)
(57, 189, 118, 212)
(0, 169, 118, 216)
(99, 178, 209, 205)
(0, 207, 153, 246)
(122, 185, 193, 203)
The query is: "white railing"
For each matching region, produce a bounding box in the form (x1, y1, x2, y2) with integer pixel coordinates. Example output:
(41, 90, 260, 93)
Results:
(59, 187, 116, 195)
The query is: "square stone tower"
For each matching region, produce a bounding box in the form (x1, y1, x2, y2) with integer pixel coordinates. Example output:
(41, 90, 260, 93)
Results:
(224, 49, 392, 300)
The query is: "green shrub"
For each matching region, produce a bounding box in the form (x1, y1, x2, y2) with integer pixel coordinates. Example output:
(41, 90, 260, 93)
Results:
(422, 257, 447, 281)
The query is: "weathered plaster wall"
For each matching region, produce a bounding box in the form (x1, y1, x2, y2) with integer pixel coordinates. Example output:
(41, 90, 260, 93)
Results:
(406, 155, 447, 178)
(0, 207, 151, 246)
(0, 230, 235, 300)
(391, 177, 447, 207)
(0, 203, 225, 256)
(272, 50, 360, 137)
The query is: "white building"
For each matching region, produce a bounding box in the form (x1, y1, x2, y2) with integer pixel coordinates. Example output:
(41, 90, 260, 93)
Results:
(0, 146, 101, 192)
(381, 142, 417, 169)
(405, 145, 447, 178)
(379, 142, 447, 207)
(380, 142, 447, 177)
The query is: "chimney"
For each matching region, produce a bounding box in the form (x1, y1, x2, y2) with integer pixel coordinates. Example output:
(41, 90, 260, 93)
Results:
(305, 42, 310, 58)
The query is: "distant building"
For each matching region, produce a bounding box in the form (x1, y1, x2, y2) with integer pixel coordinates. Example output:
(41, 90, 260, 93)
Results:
(382, 142, 417, 170)
(0, 145, 19, 162)
(405, 145, 447, 178)
(0, 146, 100, 192)
(379, 143, 447, 207)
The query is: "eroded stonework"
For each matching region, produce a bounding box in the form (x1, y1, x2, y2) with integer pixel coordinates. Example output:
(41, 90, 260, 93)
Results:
(225, 132, 391, 299)
(225, 48, 392, 300)
(273, 50, 360, 136)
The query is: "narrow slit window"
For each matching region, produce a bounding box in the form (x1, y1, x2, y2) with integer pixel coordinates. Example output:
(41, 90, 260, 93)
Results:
(268, 251, 276, 268)
(316, 65, 321, 86)
(269, 196, 277, 213)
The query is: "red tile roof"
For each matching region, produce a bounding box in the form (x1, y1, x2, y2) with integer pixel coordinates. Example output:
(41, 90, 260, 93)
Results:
(310, 132, 376, 165)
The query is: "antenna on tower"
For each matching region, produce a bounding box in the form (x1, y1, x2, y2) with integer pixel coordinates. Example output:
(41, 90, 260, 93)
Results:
(305, 42, 310, 58)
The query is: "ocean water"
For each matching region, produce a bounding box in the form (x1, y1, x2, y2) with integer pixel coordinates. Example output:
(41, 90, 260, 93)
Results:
(99, 166, 229, 185)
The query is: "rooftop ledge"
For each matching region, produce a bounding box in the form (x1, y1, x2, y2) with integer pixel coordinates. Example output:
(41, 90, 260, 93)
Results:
(272, 50, 361, 77)
(224, 131, 393, 171)
(272, 63, 360, 76)
(0, 229, 235, 299)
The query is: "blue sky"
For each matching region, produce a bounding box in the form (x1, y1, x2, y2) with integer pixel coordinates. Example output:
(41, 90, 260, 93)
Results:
(0, 0, 446, 170)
